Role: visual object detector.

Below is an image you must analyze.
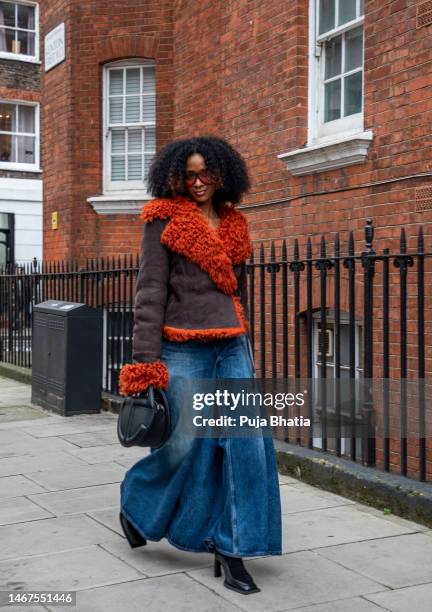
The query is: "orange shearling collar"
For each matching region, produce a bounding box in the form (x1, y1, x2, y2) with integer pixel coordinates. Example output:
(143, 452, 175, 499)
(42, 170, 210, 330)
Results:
(140, 195, 252, 295)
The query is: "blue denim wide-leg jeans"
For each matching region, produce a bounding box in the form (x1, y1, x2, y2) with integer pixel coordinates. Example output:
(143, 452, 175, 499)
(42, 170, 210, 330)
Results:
(120, 333, 282, 558)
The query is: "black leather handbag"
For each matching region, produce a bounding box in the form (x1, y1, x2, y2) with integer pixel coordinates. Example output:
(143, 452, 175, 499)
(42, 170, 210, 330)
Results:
(117, 385, 171, 448)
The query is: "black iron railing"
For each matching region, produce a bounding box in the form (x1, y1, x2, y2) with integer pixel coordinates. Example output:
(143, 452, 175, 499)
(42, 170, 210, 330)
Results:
(1, 219, 432, 482)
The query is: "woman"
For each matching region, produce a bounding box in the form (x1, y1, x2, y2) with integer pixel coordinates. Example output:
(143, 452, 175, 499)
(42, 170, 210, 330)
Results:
(118, 136, 282, 595)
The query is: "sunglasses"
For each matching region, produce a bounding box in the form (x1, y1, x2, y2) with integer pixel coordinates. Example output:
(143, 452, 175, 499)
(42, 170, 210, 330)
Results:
(183, 169, 217, 187)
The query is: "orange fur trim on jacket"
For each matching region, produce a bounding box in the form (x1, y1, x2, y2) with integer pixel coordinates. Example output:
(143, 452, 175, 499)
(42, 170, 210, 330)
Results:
(140, 196, 252, 295)
(162, 296, 249, 342)
(118, 360, 169, 396)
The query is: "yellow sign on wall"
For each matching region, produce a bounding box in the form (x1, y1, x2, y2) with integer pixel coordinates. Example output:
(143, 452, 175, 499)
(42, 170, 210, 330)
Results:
(51, 212, 58, 230)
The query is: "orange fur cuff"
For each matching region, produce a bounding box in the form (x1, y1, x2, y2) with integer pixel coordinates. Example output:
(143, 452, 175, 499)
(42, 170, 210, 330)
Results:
(118, 360, 169, 396)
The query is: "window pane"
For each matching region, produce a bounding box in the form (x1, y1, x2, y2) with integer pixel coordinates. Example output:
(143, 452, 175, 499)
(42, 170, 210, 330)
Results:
(127, 155, 142, 180)
(340, 326, 352, 366)
(17, 3, 35, 29)
(344, 71, 362, 116)
(18, 105, 35, 133)
(16, 135, 35, 163)
(142, 96, 156, 122)
(142, 67, 155, 94)
(0, 2, 16, 27)
(4, 29, 15, 53)
(128, 129, 142, 153)
(109, 97, 123, 123)
(338, 0, 356, 25)
(0, 133, 12, 162)
(0, 241, 6, 267)
(144, 127, 155, 152)
(360, 0, 364, 16)
(109, 70, 123, 95)
(0, 213, 11, 229)
(319, 0, 335, 34)
(325, 35, 341, 79)
(345, 27, 363, 72)
(125, 96, 140, 123)
(111, 157, 125, 181)
(324, 79, 341, 121)
(144, 154, 153, 180)
(17, 30, 34, 56)
(0, 103, 15, 131)
(126, 68, 140, 94)
(111, 129, 125, 155)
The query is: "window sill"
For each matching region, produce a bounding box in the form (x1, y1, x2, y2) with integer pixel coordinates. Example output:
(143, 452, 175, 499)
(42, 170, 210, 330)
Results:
(277, 130, 373, 176)
(0, 163, 42, 172)
(0, 52, 41, 64)
(87, 193, 152, 215)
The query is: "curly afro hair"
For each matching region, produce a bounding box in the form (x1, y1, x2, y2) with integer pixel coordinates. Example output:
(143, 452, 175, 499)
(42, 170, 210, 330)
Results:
(147, 136, 251, 211)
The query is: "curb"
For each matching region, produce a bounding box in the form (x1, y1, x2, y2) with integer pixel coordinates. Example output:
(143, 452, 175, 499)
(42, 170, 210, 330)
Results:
(275, 439, 432, 529)
(0, 362, 32, 385)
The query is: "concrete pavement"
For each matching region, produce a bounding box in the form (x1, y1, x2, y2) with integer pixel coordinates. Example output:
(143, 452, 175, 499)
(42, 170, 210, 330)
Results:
(0, 375, 431, 612)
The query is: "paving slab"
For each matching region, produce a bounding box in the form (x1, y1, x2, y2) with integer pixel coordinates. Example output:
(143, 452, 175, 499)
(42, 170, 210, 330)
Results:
(317, 532, 432, 589)
(86, 508, 124, 536)
(26, 462, 125, 491)
(187, 551, 388, 612)
(281, 504, 418, 553)
(99, 537, 214, 578)
(0, 605, 47, 612)
(63, 443, 149, 466)
(44, 573, 242, 612)
(0, 434, 80, 458)
(0, 405, 47, 423)
(0, 416, 61, 431)
(0, 450, 88, 478)
(0, 545, 143, 592)
(365, 582, 432, 612)
(58, 428, 119, 447)
(20, 421, 118, 438)
(0, 496, 53, 526)
(0, 514, 122, 562)
(0, 475, 47, 499)
(287, 597, 386, 611)
(280, 482, 355, 514)
(28, 483, 120, 515)
(278, 474, 301, 485)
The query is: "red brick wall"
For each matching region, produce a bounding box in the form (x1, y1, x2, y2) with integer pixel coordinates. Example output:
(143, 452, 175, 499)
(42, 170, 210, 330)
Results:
(41, 0, 174, 261)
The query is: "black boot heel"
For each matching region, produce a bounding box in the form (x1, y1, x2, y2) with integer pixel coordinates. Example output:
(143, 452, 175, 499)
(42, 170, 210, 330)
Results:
(214, 558, 221, 577)
(119, 512, 147, 548)
(214, 551, 261, 595)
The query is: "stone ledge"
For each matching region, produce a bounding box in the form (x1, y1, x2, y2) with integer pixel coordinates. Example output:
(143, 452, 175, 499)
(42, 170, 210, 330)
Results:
(87, 193, 151, 215)
(275, 439, 432, 529)
(277, 130, 373, 175)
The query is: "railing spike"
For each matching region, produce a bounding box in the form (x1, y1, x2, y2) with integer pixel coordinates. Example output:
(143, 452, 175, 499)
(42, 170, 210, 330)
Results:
(400, 227, 407, 253)
(418, 225, 424, 253)
(348, 231, 354, 256)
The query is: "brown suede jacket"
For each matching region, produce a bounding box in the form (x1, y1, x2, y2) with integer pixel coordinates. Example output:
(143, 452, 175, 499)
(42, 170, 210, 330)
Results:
(118, 194, 252, 396)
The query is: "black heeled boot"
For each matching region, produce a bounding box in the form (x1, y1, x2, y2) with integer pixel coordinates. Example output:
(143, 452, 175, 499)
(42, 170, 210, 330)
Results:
(214, 551, 260, 595)
(119, 512, 147, 548)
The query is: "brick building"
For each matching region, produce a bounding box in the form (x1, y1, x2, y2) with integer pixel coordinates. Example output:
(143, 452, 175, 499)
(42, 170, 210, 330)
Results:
(35, 1, 432, 475)
(0, 0, 42, 268)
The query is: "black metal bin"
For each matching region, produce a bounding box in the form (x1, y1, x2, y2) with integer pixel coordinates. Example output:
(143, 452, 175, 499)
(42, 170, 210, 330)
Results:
(31, 300, 103, 416)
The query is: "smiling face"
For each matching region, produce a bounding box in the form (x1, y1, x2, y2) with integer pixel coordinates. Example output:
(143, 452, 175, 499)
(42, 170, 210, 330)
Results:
(184, 153, 218, 206)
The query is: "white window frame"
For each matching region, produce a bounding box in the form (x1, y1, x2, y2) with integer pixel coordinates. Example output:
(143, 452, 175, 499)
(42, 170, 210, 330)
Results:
(308, 0, 364, 146)
(0, 0, 39, 63)
(0, 99, 40, 171)
(102, 58, 156, 197)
